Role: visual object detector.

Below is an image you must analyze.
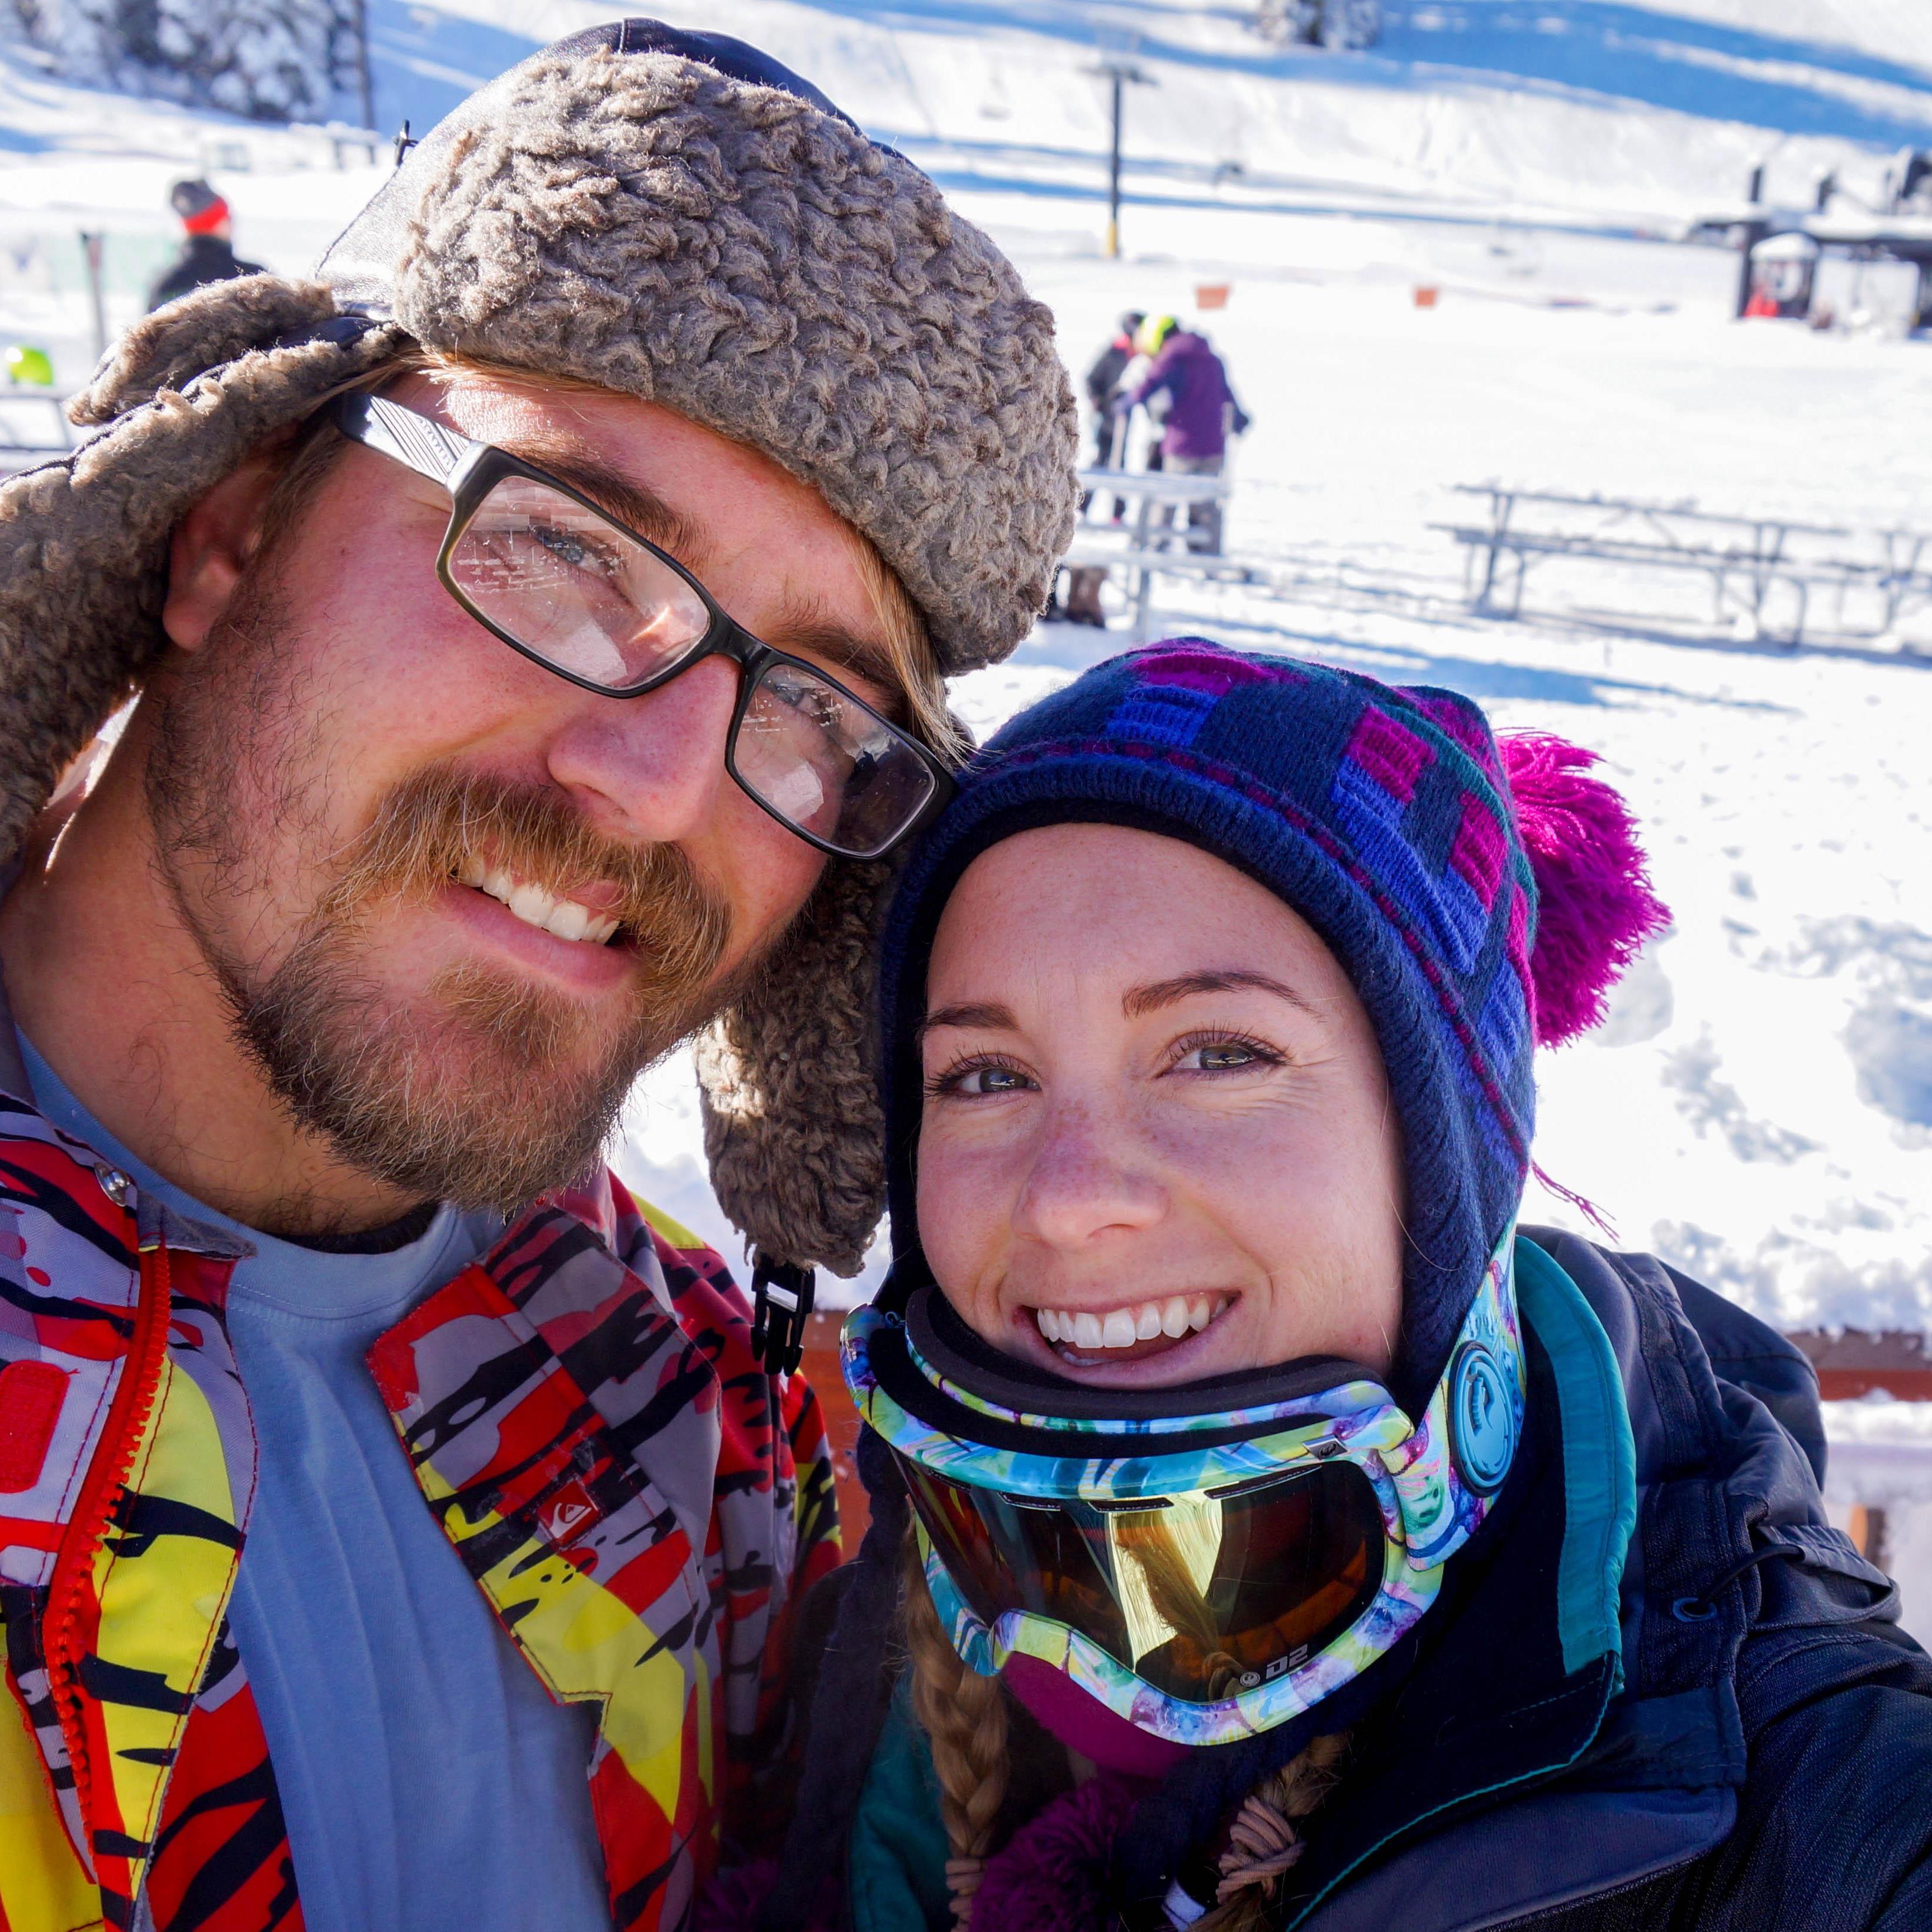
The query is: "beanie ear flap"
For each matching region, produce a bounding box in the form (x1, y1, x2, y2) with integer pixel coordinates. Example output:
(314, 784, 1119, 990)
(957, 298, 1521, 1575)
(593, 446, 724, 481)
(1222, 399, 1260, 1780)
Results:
(70, 275, 344, 425)
(1498, 733, 1670, 1048)
(694, 858, 895, 1276)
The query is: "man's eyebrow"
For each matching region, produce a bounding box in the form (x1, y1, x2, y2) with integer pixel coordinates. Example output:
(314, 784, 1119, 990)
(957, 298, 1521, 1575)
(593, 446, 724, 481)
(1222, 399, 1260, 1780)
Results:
(495, 432, 710, 566)
(765, 603, 901, 710)
(918, 1000, 1019, 1040)
(1122, 970, 1320, 1019)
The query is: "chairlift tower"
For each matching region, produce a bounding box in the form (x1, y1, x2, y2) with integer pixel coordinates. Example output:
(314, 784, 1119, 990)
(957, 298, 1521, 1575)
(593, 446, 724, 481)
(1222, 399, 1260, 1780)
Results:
(1085, 58, 1153, 259)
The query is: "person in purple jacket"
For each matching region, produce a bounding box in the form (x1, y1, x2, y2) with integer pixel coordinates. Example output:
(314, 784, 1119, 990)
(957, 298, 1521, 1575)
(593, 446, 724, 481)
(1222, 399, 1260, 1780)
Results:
(1125, 314, 1251, 554)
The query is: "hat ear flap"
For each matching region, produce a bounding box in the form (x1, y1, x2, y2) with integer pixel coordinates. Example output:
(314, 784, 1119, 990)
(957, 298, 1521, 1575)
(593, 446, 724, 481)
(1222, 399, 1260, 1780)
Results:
(70, 275, 344, 426)
(695, 858, 896, 1275)
(1498, 732, 1670, 1047)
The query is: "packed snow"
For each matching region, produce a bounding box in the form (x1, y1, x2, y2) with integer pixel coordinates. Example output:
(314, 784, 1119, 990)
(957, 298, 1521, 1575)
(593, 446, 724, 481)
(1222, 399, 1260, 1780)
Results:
(4, 0, 1931, 1627)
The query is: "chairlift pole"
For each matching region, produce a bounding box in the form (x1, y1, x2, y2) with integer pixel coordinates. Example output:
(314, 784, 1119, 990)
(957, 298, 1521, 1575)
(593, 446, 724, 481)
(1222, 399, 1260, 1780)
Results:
(349, 0, 376, 136)
(79, 232, 107, 363)
(1086, 58, 1151, 260)
(1107, 69, 1123, 257)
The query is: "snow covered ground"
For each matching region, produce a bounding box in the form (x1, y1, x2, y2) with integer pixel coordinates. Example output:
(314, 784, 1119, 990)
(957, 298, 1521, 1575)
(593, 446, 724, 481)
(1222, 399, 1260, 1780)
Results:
(4, 1, 1931, 1625)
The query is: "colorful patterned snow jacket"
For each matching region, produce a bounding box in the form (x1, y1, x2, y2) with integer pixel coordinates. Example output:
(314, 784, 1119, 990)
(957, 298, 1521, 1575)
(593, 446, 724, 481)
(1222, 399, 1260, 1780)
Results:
(0, 1079, 840, 1932)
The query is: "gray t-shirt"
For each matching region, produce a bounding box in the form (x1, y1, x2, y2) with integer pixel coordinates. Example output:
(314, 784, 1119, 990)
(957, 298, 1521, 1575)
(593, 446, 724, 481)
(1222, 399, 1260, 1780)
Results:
(18, 1032, 611, 1932)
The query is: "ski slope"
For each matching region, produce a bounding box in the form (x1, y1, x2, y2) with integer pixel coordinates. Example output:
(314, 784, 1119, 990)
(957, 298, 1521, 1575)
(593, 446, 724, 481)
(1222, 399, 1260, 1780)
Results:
(4, 3, 1932, 1617)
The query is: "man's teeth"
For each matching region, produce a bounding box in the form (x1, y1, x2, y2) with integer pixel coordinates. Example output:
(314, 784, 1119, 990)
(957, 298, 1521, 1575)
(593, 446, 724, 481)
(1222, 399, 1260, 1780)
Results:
(456, 855, 620, 945)
(1035, 1295, 1228, 1351)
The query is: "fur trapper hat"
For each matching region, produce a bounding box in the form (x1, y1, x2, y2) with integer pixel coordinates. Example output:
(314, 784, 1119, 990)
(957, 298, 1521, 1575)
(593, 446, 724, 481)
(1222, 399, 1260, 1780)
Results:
(0, 18, 1080, 1274)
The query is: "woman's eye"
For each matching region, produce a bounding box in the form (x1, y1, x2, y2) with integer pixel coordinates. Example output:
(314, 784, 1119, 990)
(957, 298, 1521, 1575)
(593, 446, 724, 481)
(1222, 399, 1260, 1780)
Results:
(1172, 1037, 1280, 1074)
(930, 1061, 1035, 1098)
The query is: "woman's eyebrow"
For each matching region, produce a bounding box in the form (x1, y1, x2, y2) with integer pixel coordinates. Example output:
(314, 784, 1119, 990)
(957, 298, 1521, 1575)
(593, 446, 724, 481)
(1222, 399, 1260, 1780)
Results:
(1122, 970, 1319, 1019)
(919, 1000, 1019, 1039)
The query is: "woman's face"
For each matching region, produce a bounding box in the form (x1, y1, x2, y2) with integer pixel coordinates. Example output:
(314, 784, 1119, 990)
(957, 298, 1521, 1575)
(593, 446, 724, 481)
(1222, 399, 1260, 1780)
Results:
(917, 824, 1406, 1389)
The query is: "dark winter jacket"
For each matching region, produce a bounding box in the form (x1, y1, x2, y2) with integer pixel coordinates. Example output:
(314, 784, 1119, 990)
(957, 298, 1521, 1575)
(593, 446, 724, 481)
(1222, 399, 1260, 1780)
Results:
(767, 1228, 1932, 1932)
(146, 233, 266, 313)
(1127, 329, 1248, 462)
(1086, 334, 1136, 418)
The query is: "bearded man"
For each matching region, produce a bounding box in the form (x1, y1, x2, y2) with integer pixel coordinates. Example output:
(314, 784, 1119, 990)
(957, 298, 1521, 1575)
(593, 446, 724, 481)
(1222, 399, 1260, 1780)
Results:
(0, 22, 1076, 1932)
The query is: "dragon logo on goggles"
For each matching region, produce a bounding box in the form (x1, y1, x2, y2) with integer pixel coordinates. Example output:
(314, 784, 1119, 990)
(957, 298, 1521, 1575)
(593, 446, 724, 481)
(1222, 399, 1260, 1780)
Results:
(844, 1232, 1525, 1747)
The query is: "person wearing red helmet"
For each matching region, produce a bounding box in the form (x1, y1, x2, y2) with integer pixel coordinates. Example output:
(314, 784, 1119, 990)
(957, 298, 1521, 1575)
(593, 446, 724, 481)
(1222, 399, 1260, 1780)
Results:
(146, 177, 266, 312)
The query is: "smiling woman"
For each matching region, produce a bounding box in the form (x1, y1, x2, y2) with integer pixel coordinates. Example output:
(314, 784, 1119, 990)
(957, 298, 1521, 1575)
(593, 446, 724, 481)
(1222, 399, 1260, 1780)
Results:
(745, 638, 1932, 1932)
(915, 823, 1406, 1387)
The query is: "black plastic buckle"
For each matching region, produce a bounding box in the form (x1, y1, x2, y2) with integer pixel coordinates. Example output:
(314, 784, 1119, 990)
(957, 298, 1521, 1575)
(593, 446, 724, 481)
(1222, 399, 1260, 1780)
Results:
(750, 1260, 816, 1377)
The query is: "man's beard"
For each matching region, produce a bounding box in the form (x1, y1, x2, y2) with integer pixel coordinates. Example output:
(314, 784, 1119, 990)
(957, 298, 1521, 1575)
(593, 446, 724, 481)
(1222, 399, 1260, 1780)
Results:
(146, 574, 744, 1220)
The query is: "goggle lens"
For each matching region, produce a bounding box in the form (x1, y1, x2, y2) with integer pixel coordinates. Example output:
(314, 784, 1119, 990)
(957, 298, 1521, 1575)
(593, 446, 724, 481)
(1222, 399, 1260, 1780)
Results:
(903, 1458, 1386, 1705)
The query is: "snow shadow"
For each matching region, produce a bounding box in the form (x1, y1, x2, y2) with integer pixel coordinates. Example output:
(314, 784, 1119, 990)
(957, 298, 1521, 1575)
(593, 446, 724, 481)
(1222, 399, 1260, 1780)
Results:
(1032, 613, 1762, 711)
(1769, 917, 1932, 1135)
(1377, 2, 1932, 147)
(363, 0, 542, 139)
(800, 0, 1932, 146)
(371, 0, 1932, 154)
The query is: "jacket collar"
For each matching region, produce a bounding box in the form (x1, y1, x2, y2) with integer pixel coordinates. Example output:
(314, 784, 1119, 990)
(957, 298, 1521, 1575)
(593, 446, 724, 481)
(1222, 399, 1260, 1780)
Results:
(1281, 1225, 1870, 1930)
(1272, 1233, 1637, 1926)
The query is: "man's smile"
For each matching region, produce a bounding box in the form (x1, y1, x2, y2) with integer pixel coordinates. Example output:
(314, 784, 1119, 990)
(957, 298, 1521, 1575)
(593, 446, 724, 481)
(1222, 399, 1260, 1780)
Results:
(456, 854, 622, 946)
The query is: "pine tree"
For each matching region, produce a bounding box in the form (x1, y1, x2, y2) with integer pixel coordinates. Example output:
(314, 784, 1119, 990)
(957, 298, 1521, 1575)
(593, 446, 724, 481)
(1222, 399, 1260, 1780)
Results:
(11, 0, 353, 123)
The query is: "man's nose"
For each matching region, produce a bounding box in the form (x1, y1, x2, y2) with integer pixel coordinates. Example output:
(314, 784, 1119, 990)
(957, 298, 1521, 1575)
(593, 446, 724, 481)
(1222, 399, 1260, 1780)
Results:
(542, 654, 740, 846)
(1012, 1102, 1166, 1251)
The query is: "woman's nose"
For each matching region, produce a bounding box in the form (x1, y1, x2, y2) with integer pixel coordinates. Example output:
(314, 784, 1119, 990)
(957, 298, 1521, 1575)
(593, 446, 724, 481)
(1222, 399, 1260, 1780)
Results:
(543, 654, 739, 846)
(1011, 1104, 1166, 1250)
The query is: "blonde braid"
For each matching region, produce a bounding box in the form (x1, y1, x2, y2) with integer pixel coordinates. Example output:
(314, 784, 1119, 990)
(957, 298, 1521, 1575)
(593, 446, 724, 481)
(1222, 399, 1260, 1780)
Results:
(1196, 1733, 1349, 1932)
(901, 1531, 1010, 1925)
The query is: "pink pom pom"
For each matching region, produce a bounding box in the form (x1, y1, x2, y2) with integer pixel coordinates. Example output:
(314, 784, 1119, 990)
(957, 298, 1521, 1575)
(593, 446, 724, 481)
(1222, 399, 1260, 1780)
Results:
(1498, 733, 1670, 1048)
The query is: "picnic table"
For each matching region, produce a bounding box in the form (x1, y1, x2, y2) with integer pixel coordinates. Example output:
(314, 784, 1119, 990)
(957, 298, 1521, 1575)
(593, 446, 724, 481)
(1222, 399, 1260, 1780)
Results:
(1434, 484, 1932, 645)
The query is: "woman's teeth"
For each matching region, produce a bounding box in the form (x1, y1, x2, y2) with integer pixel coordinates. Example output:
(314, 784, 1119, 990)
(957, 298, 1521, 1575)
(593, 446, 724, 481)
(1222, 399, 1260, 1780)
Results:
(1035, 1295, 1228, 1351)
(458, 855, 620, 945)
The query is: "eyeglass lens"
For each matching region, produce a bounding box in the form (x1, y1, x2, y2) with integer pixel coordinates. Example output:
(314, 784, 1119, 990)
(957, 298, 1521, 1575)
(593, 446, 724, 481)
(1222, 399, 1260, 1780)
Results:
(736, 661, 938, 857)
(447, 475, 937, 856)
(448, 474, 711, 690)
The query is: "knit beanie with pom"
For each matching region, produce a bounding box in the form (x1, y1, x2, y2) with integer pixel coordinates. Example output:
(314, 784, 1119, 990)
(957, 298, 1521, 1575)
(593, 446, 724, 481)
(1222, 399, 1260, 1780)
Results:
(875, 637, 1669, 1405)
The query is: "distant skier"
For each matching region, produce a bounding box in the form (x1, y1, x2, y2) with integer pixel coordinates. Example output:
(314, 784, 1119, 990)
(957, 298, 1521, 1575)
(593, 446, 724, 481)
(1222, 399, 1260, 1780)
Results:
(146, 179, 265, 313)
(1059, 308, 1147, 627)
(1084, 309, 1144, 470)
(1123, 313, 1250, 555)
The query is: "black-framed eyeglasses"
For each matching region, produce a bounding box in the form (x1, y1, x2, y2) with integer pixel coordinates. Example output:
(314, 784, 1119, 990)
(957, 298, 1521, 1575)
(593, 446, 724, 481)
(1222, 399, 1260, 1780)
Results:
(326, 390, 954, 861)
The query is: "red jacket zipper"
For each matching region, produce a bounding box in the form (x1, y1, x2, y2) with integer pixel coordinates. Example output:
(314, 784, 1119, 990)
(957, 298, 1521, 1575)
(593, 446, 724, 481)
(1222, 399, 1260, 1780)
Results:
(44, 1233, 173, 1862)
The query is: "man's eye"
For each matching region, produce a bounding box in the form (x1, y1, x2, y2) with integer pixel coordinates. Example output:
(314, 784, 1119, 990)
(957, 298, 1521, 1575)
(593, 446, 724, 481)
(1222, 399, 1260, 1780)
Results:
(531, 524, 611, 572)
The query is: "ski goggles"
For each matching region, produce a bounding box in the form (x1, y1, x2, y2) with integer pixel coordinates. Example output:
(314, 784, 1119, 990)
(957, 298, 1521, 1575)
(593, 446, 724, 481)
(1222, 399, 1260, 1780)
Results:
(844, 1232, 1524, 1747)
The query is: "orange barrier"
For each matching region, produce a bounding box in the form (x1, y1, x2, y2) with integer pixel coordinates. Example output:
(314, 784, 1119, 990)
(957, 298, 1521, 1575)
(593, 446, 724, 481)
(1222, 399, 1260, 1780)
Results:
(801, 1309, 872, 1551)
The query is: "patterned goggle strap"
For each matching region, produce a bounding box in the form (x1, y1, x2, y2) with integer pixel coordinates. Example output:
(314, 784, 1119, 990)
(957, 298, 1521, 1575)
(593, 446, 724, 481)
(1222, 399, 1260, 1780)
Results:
(846, 1232, 1525, 1744)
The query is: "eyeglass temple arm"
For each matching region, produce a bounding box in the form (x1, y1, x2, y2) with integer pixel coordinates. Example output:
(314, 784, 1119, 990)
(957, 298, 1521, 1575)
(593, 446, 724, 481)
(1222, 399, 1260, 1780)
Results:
(329, 391, 475, 485)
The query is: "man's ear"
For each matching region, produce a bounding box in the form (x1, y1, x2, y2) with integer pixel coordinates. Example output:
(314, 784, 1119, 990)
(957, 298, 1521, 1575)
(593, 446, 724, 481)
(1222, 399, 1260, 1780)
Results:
(160, 450, 285, 653)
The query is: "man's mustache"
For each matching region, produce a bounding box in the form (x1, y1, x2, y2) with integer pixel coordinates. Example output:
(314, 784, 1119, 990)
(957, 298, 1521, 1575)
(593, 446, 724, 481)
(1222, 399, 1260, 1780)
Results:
(320, 765, 733, 988)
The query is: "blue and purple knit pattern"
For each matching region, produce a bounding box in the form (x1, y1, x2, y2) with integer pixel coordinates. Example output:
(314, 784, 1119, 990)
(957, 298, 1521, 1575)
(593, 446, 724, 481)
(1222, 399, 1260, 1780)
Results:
(878, 639, 1543, 1402)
